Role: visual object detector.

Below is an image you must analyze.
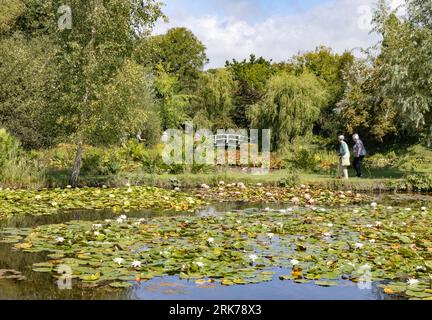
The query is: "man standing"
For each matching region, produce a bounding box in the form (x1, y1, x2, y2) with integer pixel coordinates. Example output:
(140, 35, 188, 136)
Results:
(352, 134, 366, 178)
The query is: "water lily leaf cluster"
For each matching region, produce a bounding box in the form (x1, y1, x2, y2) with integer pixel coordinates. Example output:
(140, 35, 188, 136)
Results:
(195, 184, 367, 207)
(2, 204, 431, 299)
(0, 186, 205, 219)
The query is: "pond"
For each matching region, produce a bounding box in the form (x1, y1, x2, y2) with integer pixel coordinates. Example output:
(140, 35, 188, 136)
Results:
(0, 193, 431, 300)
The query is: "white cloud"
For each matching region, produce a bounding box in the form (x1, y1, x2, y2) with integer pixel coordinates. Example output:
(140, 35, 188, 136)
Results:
(153, 0, 402, 69)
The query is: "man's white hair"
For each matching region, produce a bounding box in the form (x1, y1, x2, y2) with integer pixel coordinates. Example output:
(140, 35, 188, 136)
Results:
(353, 134, 360, 140)
(338, 135, 345, 141)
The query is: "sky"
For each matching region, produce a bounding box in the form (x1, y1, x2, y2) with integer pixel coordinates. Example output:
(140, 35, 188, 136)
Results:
(153, 0, 405, 68)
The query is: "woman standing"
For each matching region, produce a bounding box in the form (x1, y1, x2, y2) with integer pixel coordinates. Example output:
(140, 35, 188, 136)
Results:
(338, 135, 350, 179)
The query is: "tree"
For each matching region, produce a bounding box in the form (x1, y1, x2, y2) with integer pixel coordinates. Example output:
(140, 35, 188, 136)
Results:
(192, 69, 237, 130)
(371, 0, 432, 140)
(135, 27, 208, 91)
(336, 59, 400, 144)
(0, 33, 62, 149)
(153, 64, 193, 129)
(292, 46, 354, 137)
(249, 72, 328, 151)
(46, 0, 165, 186)
(226, 55, 275, 128)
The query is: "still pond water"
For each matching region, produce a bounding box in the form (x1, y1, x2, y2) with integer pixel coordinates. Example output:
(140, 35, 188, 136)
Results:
(0, 193, 430, 300)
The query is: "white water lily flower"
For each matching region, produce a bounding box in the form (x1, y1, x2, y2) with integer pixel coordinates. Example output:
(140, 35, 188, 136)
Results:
(92, 224, 102, 229)
(236, 220, 242, 224)
(327, 223, 334, 228)
(131, 261, 142, 268)
(249, 254, 258, 263)
(125, 182, 131, 187)
(109, 194, 115, 198)
(256, 183, 263, 187)
(264, 207, 271, 212)
(405, 208, 411, 212)
(375, 221, 383, 227)
(276, 222, 284, 228)
(386, 206, 393, 210)
(320, 208, 327, 212)
(120, 215, 127, 220)
(104, 219, 112, 223)
(138, 218, 145, 223)
(35, 195, 42, 200)
(290, 259, 300, 266)
(267, 233, 274, 239)
(369, 239, 376, 244)
(56, 237, 65, 243)
(366, 224, 373, 228)
(207, 237, 215, 244)
(416, 266, 426, 272)
(114, 258, 124, 265)
(195, 261, 204, 268)
(94, 231, 100, 236)
(421, 207, 427, 211)
(279, 209, 287, 214)
(354, 243, 364, 249)
(219, 181, 225, 185)
(353, 209, 360, 214)
(323, 232, 332, 237)
(370, 202, 377, 208)
(127, 188, 133, 193)
(407, 278, 419, 286)
(102, 185, 107, 189)
(116, 218, 124, 224)
(66, 185, 72, 189)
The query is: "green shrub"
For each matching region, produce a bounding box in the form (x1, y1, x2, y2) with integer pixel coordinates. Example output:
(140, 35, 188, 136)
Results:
(403, 173, 432, 192)
(82, 147, 122, 176)
(0, 129, 46, 188)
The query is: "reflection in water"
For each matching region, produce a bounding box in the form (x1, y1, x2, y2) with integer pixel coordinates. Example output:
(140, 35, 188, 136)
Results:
(2, 193, 427, 300)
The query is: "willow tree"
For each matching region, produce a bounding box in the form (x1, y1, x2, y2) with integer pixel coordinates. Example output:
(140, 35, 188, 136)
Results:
(192, 69, 237, 130)
(371, 0, 432, 140)
(47, 0, 165, 186)
(249, 72, 327, 151)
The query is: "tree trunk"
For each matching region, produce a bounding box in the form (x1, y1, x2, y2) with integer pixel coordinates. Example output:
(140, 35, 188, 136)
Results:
(70, 143, 84, 187)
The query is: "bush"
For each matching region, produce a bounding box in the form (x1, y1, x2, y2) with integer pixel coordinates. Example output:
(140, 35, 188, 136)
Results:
(0, 129, 46, 188)
(403, 173, 432, 192)
(82, 147, 122, 176)
(281, 138, 338, 174)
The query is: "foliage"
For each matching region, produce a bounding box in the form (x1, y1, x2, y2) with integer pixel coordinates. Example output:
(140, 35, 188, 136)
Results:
(292, 46, 354, 137)
(371, 1, 432, 138)
(403, 173, 432, 192)
(0, 33, 63, 149)
(0, 128, 45, 187)
(192, 69, 237, 130)
(135, 27, 208, 91)
(226, 55, 276, 128)
(249, 72, 328, 150)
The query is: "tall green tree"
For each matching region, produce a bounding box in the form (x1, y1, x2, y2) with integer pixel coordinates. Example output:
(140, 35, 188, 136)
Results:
(372, 0, 432, 140)
(135, 27, 208, 92)
(46, 0, 165, 185)
(226, 55, 275, 128)
(0, 33, 62, 149)
(292, 46, 354, 137)
(192, 69, 237, 130)
(249, 72, 328, 151)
